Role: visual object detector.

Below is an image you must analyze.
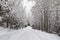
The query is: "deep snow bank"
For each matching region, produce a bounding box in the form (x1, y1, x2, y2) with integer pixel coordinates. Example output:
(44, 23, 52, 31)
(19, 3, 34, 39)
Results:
(0, 26, 60, 40)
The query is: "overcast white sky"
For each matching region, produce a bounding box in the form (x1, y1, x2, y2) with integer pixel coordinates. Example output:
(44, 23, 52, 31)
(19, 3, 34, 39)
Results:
(22, 0, 35, 17)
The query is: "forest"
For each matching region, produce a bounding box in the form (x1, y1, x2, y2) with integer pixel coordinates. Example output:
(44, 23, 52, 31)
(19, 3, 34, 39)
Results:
(0, 0, 60, 36)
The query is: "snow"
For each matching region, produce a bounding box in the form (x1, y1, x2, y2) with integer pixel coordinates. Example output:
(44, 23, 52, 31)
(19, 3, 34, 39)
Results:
(22, 0, 35, 17)
(0, 26, 60, 40)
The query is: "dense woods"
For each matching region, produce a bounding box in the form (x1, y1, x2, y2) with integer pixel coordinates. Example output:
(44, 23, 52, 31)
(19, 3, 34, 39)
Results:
(0, 0, 60, 35)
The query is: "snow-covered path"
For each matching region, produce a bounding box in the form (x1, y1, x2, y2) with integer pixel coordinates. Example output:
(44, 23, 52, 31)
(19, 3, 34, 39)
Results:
(0, 26, 60, 40)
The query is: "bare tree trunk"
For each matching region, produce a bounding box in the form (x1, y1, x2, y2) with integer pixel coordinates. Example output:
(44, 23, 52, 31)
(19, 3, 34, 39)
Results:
(56, 10, 59, 21)
(7, 21, 8, 28)
(44, 10, 48, 32)
(41, 15, 44, 30)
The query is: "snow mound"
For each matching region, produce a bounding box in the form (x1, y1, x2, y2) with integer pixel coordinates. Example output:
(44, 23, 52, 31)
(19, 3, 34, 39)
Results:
(0, 26, 60, 40)
(23, 26, 32, 30)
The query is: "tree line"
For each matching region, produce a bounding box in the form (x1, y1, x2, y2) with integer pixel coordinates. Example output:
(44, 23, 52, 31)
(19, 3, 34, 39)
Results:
(0, 0, 60, 36)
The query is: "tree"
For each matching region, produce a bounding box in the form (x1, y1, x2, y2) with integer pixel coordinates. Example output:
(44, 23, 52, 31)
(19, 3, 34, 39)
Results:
(0, 0, 26, 29)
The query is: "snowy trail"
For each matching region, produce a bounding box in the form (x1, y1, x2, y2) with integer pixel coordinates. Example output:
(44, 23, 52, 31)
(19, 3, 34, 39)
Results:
(8, 27, 41, 40)
(17, 31, 41, 40)
(32, 30, 60, 40)
(0, 26, 60, 40)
